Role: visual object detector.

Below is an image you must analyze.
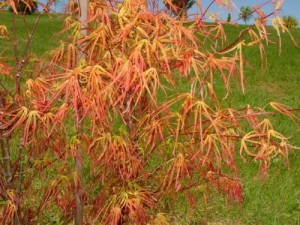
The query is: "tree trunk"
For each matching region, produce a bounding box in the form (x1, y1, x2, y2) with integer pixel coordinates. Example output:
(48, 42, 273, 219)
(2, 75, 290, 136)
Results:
(74, 0, 88, 224)
(79, 0, 88, 35)
(78, 0, 88, 58)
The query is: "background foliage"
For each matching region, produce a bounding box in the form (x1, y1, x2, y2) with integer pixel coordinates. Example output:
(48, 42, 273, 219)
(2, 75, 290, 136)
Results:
(8, 1, 38, 15)
(283, 15, 299, 28)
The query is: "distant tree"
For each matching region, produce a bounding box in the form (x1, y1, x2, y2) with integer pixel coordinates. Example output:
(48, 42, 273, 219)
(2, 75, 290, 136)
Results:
(9, 1, 38, 15)
(240, 6, 252, 24)
(164, 0, 195, 19)
(227, 13, 231, 22)
(283, 15, 299, 28)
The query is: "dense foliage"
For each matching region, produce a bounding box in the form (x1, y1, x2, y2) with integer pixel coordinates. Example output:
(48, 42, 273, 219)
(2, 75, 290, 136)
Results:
(0, 0, 298, 224)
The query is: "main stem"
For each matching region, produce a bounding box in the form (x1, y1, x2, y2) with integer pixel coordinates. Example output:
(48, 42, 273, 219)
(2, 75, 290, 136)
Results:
(74, 1, 88, 224)
(74, 142, 83, 225)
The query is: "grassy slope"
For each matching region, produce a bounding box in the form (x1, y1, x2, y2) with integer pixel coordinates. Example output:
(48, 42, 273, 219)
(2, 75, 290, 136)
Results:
(0, 11, 63, 57)
(1, 12, 300, 224)
(226, 26, 300, 225)
(175, 26, 300, 225)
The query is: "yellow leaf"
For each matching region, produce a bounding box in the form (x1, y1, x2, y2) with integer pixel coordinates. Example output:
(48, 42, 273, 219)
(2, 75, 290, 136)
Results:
(270, 102, 298, 121)
(274, 0, 284, 10)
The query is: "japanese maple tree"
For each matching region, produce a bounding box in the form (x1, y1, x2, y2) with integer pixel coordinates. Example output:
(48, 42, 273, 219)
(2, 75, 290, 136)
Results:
(0, 0, 298, 224)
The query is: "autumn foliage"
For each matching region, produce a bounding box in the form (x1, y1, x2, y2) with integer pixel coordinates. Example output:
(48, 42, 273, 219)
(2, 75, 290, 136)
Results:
(0, 0, 298, 224)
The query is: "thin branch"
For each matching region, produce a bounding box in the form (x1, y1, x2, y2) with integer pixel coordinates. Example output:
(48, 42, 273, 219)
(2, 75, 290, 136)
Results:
(0, 80, 14, 99)
(215, 13, 274, 55)
(0, 93, 13, 188)
(11, 13, 19, 65)
(22, 14, 43, 60)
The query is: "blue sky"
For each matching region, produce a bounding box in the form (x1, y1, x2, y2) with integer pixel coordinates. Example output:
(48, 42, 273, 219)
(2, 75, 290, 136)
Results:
(188, 0, 300, 24)
(50, 0, 300, 24)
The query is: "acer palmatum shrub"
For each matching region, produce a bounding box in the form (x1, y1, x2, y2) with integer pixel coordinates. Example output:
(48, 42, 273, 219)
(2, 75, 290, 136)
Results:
(0, 0, 299, 224)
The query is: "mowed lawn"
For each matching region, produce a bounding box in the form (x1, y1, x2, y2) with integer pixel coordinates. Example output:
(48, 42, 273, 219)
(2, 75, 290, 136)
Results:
(1, 11, 300, 224)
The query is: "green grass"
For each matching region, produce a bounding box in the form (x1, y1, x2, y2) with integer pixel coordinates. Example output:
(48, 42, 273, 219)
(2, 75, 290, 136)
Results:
(1, 11, 300, 225)
(0, 11, 63, 57)
(176, 25, 300, 225)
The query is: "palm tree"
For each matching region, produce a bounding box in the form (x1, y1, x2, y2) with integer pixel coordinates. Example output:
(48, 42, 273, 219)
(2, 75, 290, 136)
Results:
(240, 6, 252, 24)
(164, 0, 196, 20)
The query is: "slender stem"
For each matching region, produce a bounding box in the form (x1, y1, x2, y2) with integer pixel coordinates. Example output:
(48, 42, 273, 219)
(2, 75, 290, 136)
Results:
(201, 0, 215, 19)
(215, 13, 273, 55)
(16, 13, 43, 95)
(232, 0, 272, 23)
(78, 0, 89, 59)
(0, 80, 14, 99)
(0, 93, 13, 187)
(0, 93, 19, 224)
(12, 13, 19, 64)
(195, 0, 216, 29)
(74, 109, 84, 224)
(73, 0, 89, 223)
(11, 12, 24, 96)
(74, 145, 84, 225)
(22, 16, 42, 60)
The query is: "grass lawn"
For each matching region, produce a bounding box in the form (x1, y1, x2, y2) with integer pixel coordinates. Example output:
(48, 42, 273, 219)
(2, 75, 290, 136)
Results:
(174, 25, 300, 225)
(0, 11, 63, 56)
(1, 11, 300, 224)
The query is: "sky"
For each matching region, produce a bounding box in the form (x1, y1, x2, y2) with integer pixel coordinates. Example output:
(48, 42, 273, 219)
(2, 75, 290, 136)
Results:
(188, 0, 300, 24)
(49, 0, 300, 24)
